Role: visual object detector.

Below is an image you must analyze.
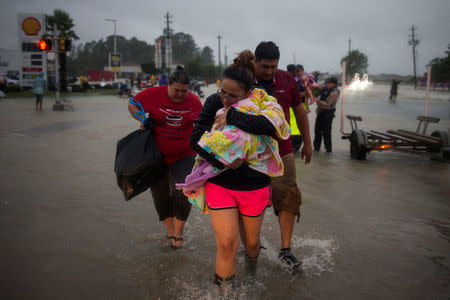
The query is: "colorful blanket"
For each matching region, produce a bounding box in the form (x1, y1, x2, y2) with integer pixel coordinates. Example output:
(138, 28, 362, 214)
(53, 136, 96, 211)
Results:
(176, 88, 290, 213)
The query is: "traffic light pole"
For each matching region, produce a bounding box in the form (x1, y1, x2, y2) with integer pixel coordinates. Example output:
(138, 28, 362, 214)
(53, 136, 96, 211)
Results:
(53, 24, 60, 103)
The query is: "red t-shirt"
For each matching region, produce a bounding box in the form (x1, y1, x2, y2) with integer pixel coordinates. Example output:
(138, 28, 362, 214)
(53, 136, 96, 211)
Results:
(262, 70, 302, 157)
(133, 85, 202, 164)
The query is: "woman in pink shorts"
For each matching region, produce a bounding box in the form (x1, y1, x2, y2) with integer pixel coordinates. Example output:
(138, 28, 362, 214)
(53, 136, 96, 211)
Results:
(190, 50, 287, 288)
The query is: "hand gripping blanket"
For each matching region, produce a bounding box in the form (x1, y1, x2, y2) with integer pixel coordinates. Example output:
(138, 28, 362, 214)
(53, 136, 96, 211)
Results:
(176, 88, 290, 213)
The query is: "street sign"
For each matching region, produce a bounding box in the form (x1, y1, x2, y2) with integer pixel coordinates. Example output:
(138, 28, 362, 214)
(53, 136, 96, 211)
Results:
(110, 53, 121, 72)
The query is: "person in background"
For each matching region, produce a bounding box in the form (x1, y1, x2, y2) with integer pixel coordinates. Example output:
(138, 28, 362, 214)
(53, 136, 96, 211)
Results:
(287, 64, 303, 152)
(313, 77, 340, 152)
(253, 41, 312, 272)
(159, 74, 168, 86)
(137, 77, 141, 90)
(295, 65, 319, 113)
(128, 66, 202, 248)
(32, 72, 46, 111)
(389, 77, 401, 101)
(119, 80, 132, 98)
(79, 74, 86, 86)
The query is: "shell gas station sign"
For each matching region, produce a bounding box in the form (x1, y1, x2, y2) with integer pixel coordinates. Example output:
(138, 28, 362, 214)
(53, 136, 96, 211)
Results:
(17, 13, 46, 87)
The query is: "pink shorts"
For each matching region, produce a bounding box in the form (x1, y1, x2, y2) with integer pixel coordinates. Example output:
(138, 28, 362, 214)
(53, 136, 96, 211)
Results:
(205, 182, 272, 217)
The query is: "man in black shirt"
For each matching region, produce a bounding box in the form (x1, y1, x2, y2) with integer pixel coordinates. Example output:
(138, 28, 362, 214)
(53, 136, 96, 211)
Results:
(389, 77, 401, 101)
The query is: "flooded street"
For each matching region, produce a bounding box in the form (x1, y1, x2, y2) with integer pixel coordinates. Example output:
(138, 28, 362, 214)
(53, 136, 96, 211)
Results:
(1, 84, 449, 299)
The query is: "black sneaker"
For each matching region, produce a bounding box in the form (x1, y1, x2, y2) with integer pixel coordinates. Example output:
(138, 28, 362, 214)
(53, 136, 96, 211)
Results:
(278, 248, 302, 272)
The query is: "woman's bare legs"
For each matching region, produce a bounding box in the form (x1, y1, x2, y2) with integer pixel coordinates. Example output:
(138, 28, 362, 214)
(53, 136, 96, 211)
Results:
(239, 211, 265, 258)
(209, 209, 240, 278)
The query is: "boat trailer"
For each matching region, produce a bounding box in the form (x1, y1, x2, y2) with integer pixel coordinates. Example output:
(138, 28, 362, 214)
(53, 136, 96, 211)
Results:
(341, 115, 449, 161)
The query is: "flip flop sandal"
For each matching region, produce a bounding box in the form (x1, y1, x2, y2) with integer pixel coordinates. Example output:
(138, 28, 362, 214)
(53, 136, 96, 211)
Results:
(171, 236, 184, 249)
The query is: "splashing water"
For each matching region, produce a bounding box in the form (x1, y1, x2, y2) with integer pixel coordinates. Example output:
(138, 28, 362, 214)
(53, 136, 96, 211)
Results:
(260, 235, 338, 276)
(160, 234, 338, 299)
(291, 235, 338, 276)
(348, 73, 374, 91)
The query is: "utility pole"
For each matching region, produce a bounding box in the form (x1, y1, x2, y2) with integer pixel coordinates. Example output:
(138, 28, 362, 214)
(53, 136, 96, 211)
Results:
(105, 18, 117, 83)
(165, 12, 173, 75)
(347, 38, 351, 81)
(408, 25, 420, 89)
(53, 24, 59, 103)
(217, 35, 222, 76)
(293, 52, 296, 64)
(348, 38, 351, 57)
(224, 46, 228, 66)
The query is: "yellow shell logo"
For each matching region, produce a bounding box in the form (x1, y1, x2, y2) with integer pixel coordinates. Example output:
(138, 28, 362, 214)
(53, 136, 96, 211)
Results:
(22, 17, 41, 36)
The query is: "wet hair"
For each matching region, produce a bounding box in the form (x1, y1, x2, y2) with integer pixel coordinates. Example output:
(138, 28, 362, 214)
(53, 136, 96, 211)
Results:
(287, 64, 297, 75)
(222, 50, 255, 92)
(169, 65, 190, 85)
(296, 64, 304, 71)
(254, 41, 280, 62)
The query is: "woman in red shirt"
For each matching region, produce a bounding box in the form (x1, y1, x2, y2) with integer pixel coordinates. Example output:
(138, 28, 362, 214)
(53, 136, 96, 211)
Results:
(128, 66, 202, 248)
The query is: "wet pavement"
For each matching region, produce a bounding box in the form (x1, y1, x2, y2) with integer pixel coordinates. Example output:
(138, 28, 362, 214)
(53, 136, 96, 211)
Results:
(0, 85, 449, 299)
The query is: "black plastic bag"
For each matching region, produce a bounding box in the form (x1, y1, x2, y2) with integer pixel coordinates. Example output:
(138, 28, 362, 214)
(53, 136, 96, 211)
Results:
(114, 128, 166, 201)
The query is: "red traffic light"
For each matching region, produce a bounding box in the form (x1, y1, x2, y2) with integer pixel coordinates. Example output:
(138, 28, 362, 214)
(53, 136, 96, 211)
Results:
(39, 40, 47, 50)
(38, 39, 52, 51)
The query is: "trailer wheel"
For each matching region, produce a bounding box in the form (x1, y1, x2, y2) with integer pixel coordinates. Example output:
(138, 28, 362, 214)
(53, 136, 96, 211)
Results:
(427, 130, 449, 153)
(350, 130, 368, 160)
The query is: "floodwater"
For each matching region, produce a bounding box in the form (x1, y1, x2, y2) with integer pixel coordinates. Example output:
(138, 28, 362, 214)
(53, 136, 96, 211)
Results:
(0, 84, 449, 299)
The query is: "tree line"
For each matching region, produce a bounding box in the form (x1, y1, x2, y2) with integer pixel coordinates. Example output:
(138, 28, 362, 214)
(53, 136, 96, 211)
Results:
(67, 32, 218, 79)
(427, 44, 450, 84)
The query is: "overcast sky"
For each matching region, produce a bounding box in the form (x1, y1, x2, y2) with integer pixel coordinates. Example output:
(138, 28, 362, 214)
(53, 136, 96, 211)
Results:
(1, 0, 449, 75)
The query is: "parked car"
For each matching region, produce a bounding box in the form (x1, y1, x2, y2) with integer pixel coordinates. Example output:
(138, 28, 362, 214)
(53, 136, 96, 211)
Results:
(5, 75, 20, 86)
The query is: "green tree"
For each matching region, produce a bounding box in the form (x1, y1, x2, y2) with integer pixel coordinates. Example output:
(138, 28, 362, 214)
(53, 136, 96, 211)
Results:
(184, 56, 219, 79)
(200, 46, 214, 65)
(184, 57, 204, 77)
(156, 32, 199, 69)
(45, 9, 79, 91)
(67, 36, 154, 77)
(341, 50, 369, 80)
(67, 31, 217, 79)
(141, 62, 158, 74)
(428, 44, 450, 84)
(172, 32, 199, 63)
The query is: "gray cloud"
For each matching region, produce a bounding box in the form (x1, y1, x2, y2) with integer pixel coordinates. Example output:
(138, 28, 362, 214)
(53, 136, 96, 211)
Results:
(1, 0, 449, 75)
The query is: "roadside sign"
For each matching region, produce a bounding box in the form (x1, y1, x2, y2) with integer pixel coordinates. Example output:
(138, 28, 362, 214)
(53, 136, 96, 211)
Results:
(110, 53, 121, 72)
(18, 13, 47, 87)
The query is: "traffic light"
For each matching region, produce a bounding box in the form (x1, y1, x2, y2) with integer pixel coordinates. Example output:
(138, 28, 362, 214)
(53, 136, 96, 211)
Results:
(59, 38, 65, 52)
(58, 39, 72, 52)
(38, 39, 52, 51)
(65, 39, 72, 51)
